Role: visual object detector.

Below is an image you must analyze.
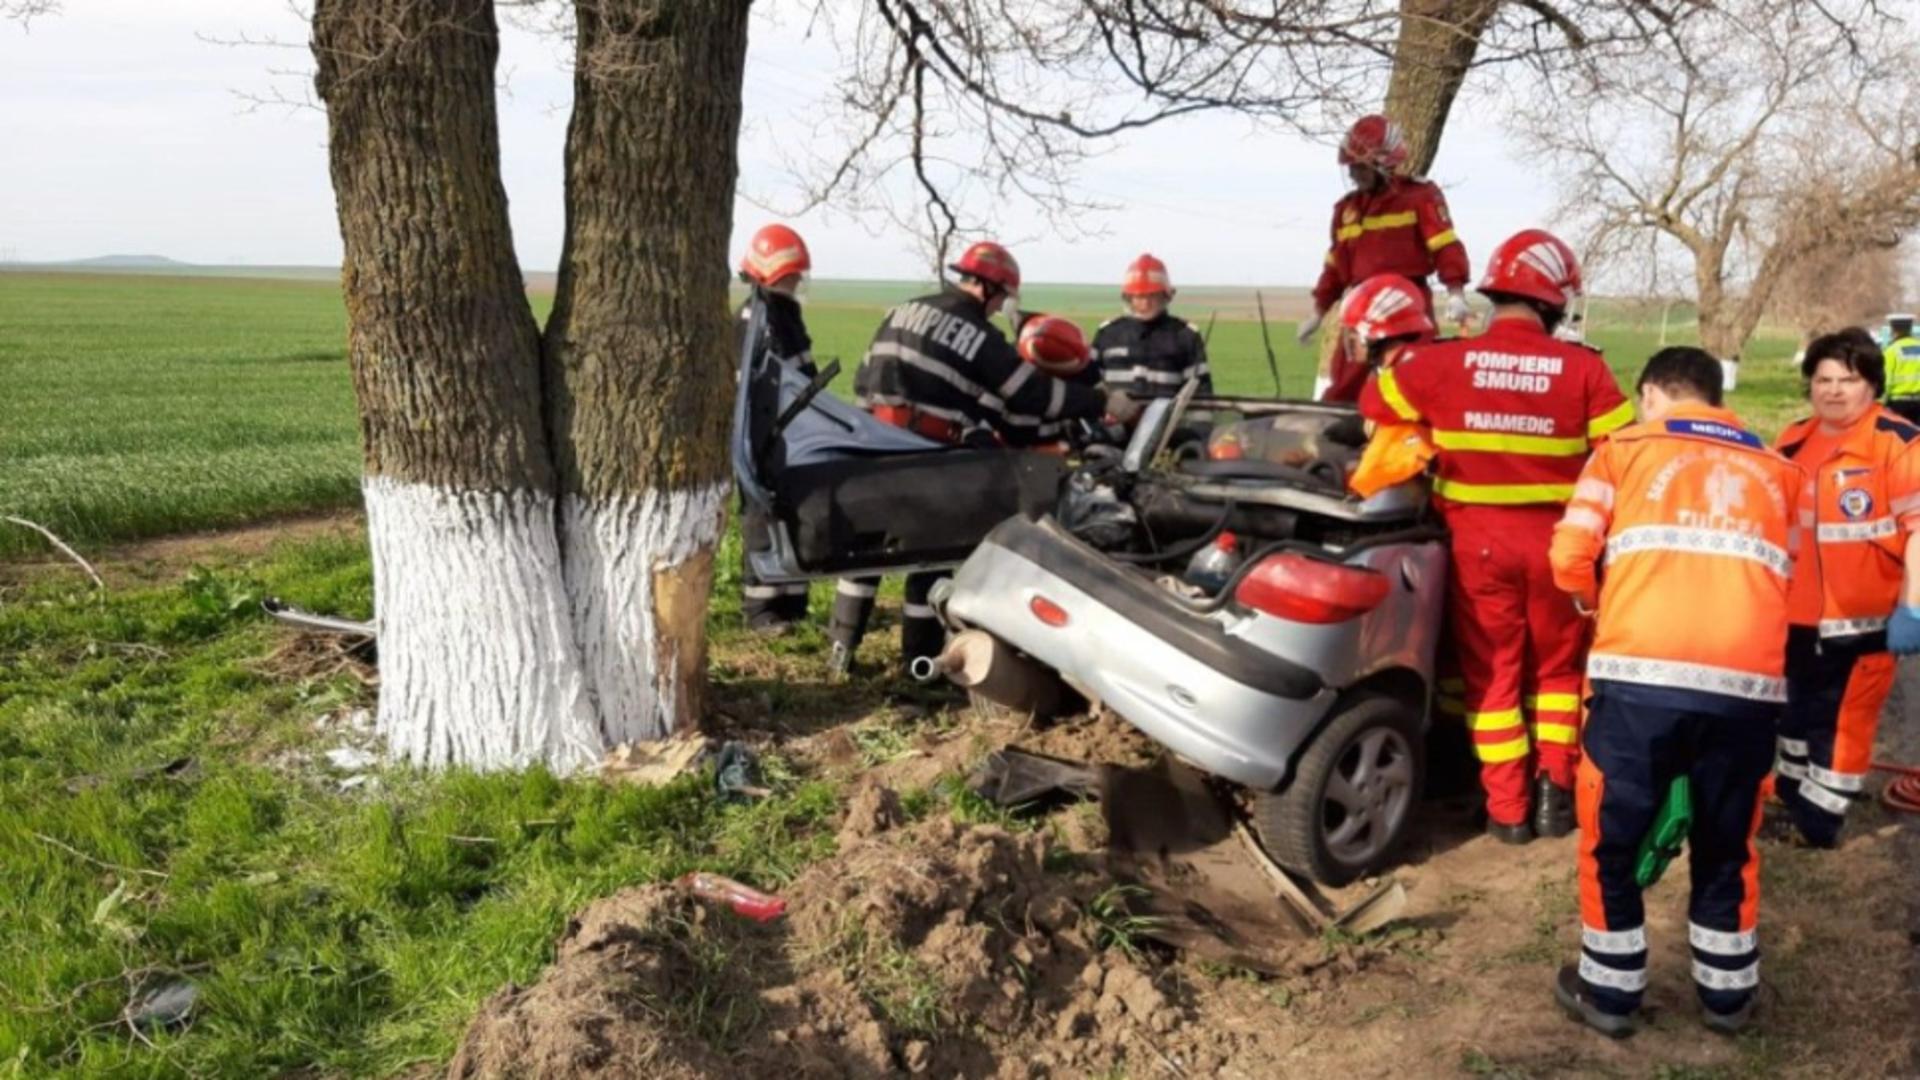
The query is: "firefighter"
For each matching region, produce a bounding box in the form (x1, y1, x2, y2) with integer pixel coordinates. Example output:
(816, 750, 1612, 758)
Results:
(1774, 328, 1920, 847)
(1549, 347, 1804, 1038)
(1300, 113, 1473, 402)
(1090, 254, 1211, 398)
(1340, 273, 1438, 498)
(736, 223, 815, 633)
(828, 242, 1140, 676)
(1882, 313, 1920, 424)
(1358, 229, 1634, 843)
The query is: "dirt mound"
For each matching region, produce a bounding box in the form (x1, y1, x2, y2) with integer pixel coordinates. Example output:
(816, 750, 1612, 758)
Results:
(449, 798, 1256, 1078)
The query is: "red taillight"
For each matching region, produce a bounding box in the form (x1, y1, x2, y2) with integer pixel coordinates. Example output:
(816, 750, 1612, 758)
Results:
(1029, 595, 1070, 627)
(1233, 553, 1390, 624)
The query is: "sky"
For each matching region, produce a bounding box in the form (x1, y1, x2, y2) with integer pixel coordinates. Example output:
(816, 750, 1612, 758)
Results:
(0, 0, 1560, 287)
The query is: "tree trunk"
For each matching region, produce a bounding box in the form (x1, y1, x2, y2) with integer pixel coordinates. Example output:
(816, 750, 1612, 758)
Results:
(314, 0, 602, 771)
(541, 0, 753, 743)
(1383, 0, 1501, 177)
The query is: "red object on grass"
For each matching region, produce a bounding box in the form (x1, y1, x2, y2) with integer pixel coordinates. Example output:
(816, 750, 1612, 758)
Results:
(681, 872, 788, 923)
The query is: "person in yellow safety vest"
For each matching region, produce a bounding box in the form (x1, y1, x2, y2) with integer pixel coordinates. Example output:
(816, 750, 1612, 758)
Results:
(1882, 313, 1920, 424)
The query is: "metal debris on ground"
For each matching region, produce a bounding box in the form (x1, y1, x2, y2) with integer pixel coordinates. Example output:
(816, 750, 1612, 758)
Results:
(712, 741, 771, 802)
(125, 978, 198, 1031)
(968, 747, 1109, 809)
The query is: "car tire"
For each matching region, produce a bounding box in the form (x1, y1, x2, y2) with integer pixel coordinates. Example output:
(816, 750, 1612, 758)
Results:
(1252, 693, 1425, 887)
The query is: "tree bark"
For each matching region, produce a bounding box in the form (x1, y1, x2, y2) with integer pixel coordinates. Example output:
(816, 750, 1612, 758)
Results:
(541, 0, 753, 742)
(1383, 0, 1501, 177)
(314, 0, 602, 771)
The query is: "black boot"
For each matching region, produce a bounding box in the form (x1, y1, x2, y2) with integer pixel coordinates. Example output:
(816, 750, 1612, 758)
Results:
(1534, 774, 1575, 839)
(1701, 996, 1757, 1035)
(1487, 819, 1534, 845)
(1554, 964, 1638, 1039)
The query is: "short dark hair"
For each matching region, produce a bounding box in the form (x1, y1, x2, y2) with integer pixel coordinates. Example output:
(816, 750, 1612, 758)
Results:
(1637, 346, 1723, 406)
(1801, 327, 1885, 396)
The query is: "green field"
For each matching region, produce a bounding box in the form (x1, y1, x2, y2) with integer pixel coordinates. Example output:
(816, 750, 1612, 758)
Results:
(0, 271, 1805, 556)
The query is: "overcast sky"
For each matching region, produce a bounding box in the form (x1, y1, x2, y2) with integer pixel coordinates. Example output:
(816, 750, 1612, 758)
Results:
(0, 1, 1559, 287)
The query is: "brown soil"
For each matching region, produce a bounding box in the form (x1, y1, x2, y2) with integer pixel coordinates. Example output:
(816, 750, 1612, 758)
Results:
(0, 509, 365, 589)
(450, 719, 1920, 1080)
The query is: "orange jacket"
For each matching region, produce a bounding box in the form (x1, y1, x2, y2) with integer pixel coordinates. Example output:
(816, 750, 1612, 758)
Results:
(1358, 318, 1634, 511)
(1777, 407, 1920, 640)
(1312, 177, 1470, 313)
(1551, 404, 1806, 706)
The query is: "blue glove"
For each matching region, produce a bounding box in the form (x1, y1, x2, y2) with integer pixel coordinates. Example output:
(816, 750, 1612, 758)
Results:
(1889, 605, 1920, 656)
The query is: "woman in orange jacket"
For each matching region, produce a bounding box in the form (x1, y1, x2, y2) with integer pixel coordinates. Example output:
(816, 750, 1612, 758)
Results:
(1774, 328, 1920, 847)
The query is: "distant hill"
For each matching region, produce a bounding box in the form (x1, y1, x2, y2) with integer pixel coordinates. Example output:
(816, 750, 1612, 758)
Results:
(65, 254, 193, 268)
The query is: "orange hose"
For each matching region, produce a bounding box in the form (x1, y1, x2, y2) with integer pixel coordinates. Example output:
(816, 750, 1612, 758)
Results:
(1872, 761, 1920, 814)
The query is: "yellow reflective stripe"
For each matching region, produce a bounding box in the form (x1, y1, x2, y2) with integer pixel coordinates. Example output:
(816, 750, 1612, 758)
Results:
(1587, 400, 1636, 439)
(1431, 430, 1591, 456)
(1476, 736, 1531, 764)
(1426, 228, 1457, 251)
(1438, 677, 1465, 693)
(1535, 723, 1580, 745)
(1468, 708, 1523, 732)
(1376, 368, 1422, 422)
(1436, 699, 1465, 716)
(1527, 693, 1582, 713)
(1431, 478, 1577, 504)
(1335, 211, 1420, 242)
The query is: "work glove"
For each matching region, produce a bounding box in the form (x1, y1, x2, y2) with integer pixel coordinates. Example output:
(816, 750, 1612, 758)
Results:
(1295, 310, 1324, 345)
(1101, 387, 1143, 425)
(1445, 288, 1471, 328)
(1889, 605, 1920, 655)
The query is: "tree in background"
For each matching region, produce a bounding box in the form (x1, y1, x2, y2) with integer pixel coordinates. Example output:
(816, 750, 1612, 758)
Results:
(313, 0, 749, 771)
(1515, 0, 1920, 360)
(789, 0, 1721, 268)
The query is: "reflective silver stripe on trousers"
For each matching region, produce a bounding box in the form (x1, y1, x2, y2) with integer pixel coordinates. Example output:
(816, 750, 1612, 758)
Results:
(836, 581, 878, 598)
(742, 585, 782, 599)
(902, 603, 937, 619)
(1798, 779, 1852, 815)
(1806, 763, 1864, 792)
(1820, 615, 1889, 638)
(1586, 654, 1786, 703)
(1774, 759, 1807, 781)
(1688, 923, 1756, 956)
(1778, 737, 1809, 757)
(1582, 925, 1647, 954)
(1816, 517, 1897, 542)
(1692, 960, 1759, 991)
(1578, 955, 1648, 992)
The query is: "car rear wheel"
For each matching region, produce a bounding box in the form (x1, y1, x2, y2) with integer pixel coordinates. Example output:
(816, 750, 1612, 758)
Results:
(1253, 694, 1424, 887)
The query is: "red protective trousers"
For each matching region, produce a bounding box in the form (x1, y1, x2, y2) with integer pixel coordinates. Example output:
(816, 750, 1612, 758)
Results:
(1445, 505, 1590, 827)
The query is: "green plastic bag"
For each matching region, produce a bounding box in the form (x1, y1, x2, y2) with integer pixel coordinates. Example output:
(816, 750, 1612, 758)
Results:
(1635, 776, 1693, 888)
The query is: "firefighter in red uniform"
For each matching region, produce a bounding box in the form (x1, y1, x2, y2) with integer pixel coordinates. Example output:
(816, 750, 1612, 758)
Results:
(1359, 229, 1635, 843)
(1302, 114, 1473, 402)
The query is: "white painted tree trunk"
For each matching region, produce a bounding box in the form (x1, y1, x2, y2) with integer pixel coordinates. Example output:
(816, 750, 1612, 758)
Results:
(560, 483, 728, 744)
(363, 476, 604, 773)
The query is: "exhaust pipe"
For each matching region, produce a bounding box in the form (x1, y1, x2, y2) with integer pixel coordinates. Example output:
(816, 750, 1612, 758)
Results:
(927, 629, 1068, 716)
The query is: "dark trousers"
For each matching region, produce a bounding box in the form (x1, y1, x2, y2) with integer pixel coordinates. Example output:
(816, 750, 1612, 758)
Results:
(827, 572, 947, 674)
(739, 503, 809, 629)
(1777, 626, 1895, 846)
(1575, 682, 1773, 1018)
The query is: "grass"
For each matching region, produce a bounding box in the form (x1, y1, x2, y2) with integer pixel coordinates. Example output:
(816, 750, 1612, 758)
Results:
(0, 270, 1807, 558)
(0, 533, 849, 1077)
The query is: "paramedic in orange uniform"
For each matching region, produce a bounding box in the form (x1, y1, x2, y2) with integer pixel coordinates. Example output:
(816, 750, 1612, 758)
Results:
(1774, 328, 1920, 847)
(1359, 229, 1634, 843)
(1549, 347, 1803, 1039)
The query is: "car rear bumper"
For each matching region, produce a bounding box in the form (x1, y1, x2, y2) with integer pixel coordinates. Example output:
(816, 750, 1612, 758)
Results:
(944, 518, 1338, 789)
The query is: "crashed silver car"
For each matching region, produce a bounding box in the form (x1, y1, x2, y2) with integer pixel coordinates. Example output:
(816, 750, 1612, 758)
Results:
(934, 393, 1447, 885)
(727, 289, 1447, 886)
